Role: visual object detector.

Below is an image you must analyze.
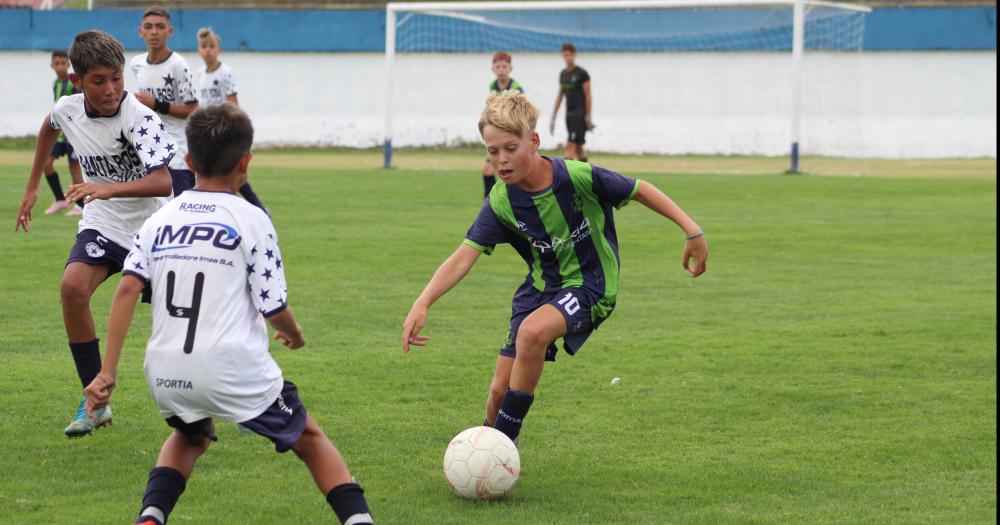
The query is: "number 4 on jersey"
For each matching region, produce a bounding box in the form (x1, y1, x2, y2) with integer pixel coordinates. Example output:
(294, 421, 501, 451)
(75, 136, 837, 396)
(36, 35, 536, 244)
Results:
(166, 271, 205, 354)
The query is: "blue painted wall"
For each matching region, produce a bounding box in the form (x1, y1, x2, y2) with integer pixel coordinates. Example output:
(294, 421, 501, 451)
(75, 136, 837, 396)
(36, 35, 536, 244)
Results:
(0, 7, 994, 52)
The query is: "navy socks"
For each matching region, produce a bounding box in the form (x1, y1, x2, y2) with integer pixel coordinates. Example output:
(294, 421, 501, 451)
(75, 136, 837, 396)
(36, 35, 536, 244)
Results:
(493, 389, 534, 442)
(326, 482, 374, 524)
(69, 339, 101, 388)
(136, 466, 186, 525)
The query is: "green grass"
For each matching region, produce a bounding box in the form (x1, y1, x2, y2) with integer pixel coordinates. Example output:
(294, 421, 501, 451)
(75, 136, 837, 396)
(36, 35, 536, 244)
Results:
(0, 148, 995, 524)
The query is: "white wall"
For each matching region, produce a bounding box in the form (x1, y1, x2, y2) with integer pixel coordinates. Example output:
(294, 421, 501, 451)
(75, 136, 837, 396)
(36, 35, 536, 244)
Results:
(1, 50, 995, 158)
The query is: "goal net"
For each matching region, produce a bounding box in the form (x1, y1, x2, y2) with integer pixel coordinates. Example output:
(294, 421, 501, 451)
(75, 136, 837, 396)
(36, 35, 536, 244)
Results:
(383, 0, 870, 169)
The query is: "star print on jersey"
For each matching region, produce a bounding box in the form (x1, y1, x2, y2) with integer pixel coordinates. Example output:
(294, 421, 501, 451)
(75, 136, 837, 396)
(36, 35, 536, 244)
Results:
(123, 234, 151, 282)
(248, 232, 288, 317)
(163, 73, 174, 86)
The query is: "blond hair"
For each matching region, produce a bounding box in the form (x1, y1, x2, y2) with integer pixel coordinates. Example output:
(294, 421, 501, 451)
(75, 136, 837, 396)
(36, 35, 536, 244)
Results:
(478, 91, 539, 138)
(197, 27, 221, 46)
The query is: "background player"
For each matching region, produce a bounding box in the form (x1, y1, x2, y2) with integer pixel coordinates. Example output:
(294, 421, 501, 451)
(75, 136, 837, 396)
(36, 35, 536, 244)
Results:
(195, 27, 269, 214)
(14, 30, 174, 437)
(549, 42, 593, 162)
(42, 50, 85, 217)
(402, 92, 707, 445)
(131, 6, 198, 197)
(83, 104, 374, 525)
(480, 52, 524, 199)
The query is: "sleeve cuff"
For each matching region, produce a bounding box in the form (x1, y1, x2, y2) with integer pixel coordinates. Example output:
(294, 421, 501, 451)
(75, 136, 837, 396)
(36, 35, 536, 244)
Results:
(463, 238, 494, 255)
(122, 270, 149, 283)
(262, 301, 288, 318)
(616, 179, 641, 210)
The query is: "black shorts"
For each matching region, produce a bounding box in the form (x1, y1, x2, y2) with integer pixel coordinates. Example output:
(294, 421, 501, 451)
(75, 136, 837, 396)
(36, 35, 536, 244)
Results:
(165, 381, 308, 453)
(566, 113, 587, 145)
(500, 287, 611, 362)
(66, 229, 129, 276)
(50, 141, 79, 164)
(168, 168, 196, 197)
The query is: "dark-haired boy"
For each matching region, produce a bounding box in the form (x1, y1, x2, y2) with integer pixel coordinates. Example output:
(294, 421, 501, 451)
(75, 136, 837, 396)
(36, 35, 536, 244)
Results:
(480, 51, 525, 198)
(549, 42, 593, 162)
(84, 104, 374, 525)
(14, 30, 174, 437)
(42, 50, 85, 216)
(131, 6, 199, 197)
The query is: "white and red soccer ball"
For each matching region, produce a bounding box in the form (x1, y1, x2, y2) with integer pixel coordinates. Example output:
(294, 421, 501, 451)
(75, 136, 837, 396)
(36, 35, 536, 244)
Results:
(443, 426, 520, 500)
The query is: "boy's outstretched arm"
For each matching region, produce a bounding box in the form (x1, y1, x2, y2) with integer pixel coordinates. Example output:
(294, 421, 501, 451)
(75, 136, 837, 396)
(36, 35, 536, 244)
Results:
(83, 275, 144, 414)
(632, 180, 708, 277)
(14, 116, 61, 232)
(402, 243, 482, 352)
(266, 307, 305, 349)
(65, 165, 172, 203)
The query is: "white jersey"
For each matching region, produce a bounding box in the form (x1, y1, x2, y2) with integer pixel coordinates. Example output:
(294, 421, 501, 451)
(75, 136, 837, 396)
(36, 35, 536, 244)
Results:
(124, 190, 289, 423)
(49, 93, 176, 248)
(130, 51, 197, 171)
(196, 62, 238, 107)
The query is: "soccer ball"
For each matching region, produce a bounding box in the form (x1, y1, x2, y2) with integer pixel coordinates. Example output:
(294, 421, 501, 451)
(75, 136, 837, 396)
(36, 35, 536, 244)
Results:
(443, 426, 520, 500)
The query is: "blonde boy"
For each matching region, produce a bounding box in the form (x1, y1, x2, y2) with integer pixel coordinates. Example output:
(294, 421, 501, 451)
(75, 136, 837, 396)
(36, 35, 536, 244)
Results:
(403, 92, 708, 445)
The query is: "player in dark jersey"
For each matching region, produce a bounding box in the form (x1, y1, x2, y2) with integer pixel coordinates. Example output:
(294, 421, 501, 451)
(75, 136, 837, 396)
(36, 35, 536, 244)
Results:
(403, 92, 708, 446)
(43, 50, 85, 216)
(481, 52, 525, 198)
(550, 42, 593, 162)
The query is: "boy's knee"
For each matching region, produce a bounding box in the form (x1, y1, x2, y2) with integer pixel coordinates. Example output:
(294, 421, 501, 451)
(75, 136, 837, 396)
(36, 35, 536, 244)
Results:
(489, 380, 507, 404)
(59, 276, 89, 306)
(515, 325, 550, 358)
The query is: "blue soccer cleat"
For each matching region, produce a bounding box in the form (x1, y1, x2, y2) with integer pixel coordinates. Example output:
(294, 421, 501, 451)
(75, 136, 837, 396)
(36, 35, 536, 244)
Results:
(64, 398, 112, 437)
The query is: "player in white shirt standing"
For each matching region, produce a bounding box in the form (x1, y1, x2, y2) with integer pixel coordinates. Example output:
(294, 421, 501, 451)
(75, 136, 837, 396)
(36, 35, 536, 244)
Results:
(195, 27, 269, 214)
(83, 104, 374, 525)
(14, 30, 174, 437)
(131, 6, 198, 198)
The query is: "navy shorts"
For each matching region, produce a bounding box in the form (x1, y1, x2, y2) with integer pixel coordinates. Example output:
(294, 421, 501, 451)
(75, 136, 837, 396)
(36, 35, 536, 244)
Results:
(500, 287, 610, 362)
(238, 381, 308, 453)
(566, 113, 587, 145)
(66, 229, 129, 276)
(50, 141, 79, 164)
(164, 381, 307, 453)
(169, 168, 196, 197)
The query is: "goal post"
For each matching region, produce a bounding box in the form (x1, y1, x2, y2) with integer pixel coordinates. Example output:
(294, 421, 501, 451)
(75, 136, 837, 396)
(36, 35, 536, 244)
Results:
(383, 0, 871, 171)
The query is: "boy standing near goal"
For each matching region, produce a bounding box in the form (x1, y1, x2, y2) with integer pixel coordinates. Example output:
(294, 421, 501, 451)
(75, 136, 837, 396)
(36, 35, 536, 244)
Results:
(480, 52, 524, 198)
(42, 50, 86, 217)
(402, 92, 707, 445)
(131, 6, 199, 197)
(549, 42, 593, 162)
(14, 30, 174, 437)
(83, 104, 374, 525)
(194, 27, 269, 213)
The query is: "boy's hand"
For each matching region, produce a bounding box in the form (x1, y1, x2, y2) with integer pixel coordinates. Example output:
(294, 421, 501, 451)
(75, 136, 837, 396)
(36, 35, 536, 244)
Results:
(84, 373, 116, 415)
(402, 305, 430, 352)
(683, 236, 708, 277)
(585, 115, 595, 130)
(275, 324, 305, 349)
(66, 182, 115, 203)
(14, 189, 38, 232)
(134, 91, 155, 109)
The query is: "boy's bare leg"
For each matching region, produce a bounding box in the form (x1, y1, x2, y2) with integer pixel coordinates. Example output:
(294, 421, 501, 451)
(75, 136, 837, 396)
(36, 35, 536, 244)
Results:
(155, 429, 213, 478)
(485, 355, 514, 426)
(493, 305, 567, 442)
(291, 415, 353, 493)
(481, 160, 496, 198)
(564, 141, 576, 160)
(576, 144, 587, 161)
(292, 416, 374, 524)
(60, 262, 108, 343)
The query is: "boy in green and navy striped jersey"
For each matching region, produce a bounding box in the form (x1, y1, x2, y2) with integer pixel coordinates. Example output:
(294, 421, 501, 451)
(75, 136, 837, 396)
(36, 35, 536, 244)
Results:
(481, 52, 524, 198)
(404, 92, 708, 445)
(43, 50, 85, 216)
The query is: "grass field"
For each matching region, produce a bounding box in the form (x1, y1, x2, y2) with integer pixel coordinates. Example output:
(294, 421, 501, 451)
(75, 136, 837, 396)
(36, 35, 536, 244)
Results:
(0, 147, 995, 524)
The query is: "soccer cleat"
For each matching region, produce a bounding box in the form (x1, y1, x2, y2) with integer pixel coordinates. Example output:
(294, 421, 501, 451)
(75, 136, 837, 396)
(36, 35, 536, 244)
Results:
(44, 199, 71, 214)
(64, 398, 112, 437)
(64, 205, 84, 217)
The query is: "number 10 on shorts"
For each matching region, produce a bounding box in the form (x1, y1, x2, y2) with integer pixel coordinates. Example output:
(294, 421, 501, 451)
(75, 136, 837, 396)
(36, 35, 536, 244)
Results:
(558, 292, 581, 315)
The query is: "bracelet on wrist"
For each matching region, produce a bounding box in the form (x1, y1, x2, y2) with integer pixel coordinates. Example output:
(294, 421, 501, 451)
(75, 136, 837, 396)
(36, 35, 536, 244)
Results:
(685, 231, 705, 241)
(153, 100, 171, 114)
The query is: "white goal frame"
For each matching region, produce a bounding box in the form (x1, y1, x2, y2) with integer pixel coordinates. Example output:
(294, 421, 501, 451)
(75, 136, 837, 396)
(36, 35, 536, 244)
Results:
(383, 0, 872, 171)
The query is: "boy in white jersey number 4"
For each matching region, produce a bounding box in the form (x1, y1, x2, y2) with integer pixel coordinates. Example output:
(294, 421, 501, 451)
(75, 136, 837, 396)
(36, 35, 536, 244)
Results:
(14, 30, 173, 437)
(402, 92, 707, 447)
(195, 27, 269, 214)
(131, 6, 199, 198)
(82, 104, 374, 525)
